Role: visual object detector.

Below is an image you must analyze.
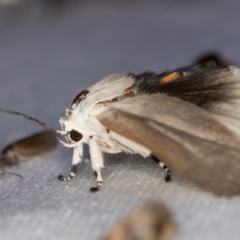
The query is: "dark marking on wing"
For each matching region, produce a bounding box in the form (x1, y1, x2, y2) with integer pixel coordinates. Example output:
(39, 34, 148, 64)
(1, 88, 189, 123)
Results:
(132, 61, 235, 108)
(71, 90, 89, 106)
(134, 61, 217, 93)
(98, 86, 135, 105)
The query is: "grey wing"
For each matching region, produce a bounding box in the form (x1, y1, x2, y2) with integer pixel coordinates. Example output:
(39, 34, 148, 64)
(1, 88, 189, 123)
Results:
(136, 65, 240, 133)
(203, 67, 240, 132)
(97, 94, 240, 196)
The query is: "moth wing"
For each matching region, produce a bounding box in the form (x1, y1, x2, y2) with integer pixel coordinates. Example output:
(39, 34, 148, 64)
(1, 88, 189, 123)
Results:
(155, 66, 240, 133)
(97, 94, 240, 196)
(203, 67, 240, 133)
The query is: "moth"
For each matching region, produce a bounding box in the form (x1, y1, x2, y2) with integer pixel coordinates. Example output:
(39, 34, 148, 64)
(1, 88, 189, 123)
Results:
(1, 131, 58, 166)
(1, 61, 240, 195)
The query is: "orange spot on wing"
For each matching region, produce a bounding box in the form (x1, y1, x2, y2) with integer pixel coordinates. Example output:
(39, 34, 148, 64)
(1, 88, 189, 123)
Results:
(159, 72, 180, 85)
(124, 87, 135, 98)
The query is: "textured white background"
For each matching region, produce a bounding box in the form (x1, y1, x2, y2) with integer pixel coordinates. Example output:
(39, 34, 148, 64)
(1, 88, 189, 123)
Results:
(0, 0, 240, 239)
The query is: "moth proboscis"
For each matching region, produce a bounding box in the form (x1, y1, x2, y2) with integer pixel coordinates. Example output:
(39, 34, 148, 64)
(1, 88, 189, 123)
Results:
(0, 61, 240, 195)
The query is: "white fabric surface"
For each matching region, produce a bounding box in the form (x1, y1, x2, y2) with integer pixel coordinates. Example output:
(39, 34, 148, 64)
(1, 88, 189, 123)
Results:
(0, 1, 240, 239)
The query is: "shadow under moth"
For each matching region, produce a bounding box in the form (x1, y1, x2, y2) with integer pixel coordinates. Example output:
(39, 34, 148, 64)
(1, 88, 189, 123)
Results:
(1, 61, 240, 196)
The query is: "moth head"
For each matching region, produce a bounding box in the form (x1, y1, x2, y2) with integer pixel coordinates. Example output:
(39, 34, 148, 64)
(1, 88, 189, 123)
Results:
(0, 109, 83, 149)
(58, 117, 83, 148)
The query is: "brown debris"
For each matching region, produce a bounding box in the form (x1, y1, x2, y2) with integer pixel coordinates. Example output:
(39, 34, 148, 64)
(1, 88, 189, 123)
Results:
(0, 131, 58, 165)
(0, 170, 22, 179)
(104, 201, 177, 240)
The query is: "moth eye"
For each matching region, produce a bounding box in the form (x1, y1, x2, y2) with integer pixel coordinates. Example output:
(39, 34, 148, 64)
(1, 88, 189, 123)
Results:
(69, 130, 82, 142)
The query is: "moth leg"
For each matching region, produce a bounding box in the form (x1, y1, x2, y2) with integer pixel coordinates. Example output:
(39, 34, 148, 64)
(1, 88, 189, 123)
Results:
(151, 154, 171, 182)
(58, 144, 83, 181)
(89, 137, 104, 192)
(91, 169, 103, 193)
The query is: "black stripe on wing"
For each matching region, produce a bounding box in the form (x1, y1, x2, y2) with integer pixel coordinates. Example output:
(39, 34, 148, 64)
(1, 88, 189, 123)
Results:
(133, 61, 236, 108)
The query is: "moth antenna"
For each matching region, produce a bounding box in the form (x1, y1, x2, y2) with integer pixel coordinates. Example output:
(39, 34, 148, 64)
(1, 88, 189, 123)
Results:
(0, 108, 59, 134)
